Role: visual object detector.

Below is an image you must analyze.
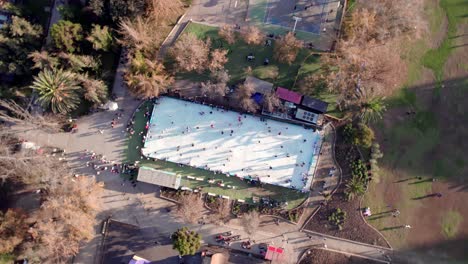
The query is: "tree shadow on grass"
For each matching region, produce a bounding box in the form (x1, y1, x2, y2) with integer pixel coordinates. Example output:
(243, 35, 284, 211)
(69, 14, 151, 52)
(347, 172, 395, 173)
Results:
(380, 225, 405, 232)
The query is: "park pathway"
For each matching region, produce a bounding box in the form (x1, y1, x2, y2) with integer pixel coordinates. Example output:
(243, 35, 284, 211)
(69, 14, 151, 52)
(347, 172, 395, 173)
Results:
(45, 0, 64, 44)
(14, 7, 394, 263)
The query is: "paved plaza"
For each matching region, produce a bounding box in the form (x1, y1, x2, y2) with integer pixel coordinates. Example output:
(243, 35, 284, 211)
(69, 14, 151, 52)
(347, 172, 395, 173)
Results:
(142, 97, 321, 191)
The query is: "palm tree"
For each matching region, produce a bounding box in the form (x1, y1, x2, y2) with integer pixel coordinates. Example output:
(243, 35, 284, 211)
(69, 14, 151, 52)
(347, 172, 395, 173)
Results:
(125, 53, 173, 99)
(30, 68, 81, 114)
(360, 97, 387, 123)
(345, 176, 366, 200)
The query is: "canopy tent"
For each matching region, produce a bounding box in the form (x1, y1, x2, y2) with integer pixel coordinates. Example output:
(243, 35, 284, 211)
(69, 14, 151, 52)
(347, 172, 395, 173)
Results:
(129, 255, 150, 264)
(276, 87, 303, 104)
(251, 92, 264, 104)
(265, 246, 284, 261)
(102, 101, 118, 111)
(137, 166, 181, 189)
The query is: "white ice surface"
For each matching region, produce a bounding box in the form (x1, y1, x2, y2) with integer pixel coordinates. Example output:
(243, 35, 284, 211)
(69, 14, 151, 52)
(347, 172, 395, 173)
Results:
(142, 97, 321, 191)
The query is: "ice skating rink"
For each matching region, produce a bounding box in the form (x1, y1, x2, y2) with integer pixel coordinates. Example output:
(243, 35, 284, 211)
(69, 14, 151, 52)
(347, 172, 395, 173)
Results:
(142, 97, 322, 191)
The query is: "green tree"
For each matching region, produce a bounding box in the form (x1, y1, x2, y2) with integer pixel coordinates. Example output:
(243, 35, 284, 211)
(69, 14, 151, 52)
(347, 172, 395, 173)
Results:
(345, 176, 366, 200)
(87, 24, 114, 52)
(356, 123, 374, 148)
(30, 68, 81, 114)
(110, 0, 146, 22)
(50, 20, 83, 53)
(343, 123, 374, 148)
(0, 16, 42, 76)
(360, 97, 387, 123)
(171, 227, 201, 256)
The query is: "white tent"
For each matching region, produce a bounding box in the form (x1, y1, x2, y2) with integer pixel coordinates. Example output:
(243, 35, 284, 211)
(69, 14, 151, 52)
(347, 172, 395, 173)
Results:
(103, 101, 118, 111)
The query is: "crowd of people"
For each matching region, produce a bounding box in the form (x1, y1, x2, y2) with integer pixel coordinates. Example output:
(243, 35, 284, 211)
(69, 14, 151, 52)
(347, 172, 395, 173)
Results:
(138, 97, 319, 192)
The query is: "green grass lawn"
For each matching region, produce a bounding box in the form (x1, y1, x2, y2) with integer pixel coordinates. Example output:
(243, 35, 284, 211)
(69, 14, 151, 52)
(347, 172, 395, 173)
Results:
(172, 22, 343, 118)
(441, 210, 463, 239)
(125, 101, 308, 209)
(363, 0, 468, 252)
(422, 0, 468, 81)
(176, 22, 319, 88)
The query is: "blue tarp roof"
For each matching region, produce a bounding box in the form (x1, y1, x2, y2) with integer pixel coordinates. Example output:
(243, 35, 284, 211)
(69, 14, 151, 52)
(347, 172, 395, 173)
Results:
(252, 93, 264, 104)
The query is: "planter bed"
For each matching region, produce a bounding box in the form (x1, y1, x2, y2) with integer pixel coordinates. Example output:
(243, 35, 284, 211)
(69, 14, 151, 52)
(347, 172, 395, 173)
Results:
(303, 127, 390, 247)
(299, 248, 381, 264)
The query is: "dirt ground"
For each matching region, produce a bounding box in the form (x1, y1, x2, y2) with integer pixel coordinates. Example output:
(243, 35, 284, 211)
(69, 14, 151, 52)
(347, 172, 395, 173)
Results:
(299, 248, 380, 264)
(304, 131, 390, 248)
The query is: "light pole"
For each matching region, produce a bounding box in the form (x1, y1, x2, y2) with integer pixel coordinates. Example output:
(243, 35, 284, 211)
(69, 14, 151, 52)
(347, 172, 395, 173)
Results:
(292, 16, 302, 32)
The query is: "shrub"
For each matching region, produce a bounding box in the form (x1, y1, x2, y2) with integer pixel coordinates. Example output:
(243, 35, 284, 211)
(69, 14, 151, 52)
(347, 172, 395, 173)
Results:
(343, 123, 375, 148)
(328, 208, 346, 230)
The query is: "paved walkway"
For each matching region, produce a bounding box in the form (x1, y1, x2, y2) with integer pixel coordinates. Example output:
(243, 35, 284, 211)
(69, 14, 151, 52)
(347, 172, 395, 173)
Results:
(16, 92, 392, 263)
(46, 0, 64, 44)
(17, 7, 392, 262)
(158, 0, 249, 60)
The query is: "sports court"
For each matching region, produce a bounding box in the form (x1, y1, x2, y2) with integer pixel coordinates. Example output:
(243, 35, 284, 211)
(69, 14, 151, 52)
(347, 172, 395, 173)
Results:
(264, 0, 339, 34)
(142, 97, 322, 191)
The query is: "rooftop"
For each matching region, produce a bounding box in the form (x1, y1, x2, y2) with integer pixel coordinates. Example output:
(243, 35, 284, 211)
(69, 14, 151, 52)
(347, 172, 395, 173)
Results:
(300, 96, 329, 114)
(276, 87, 303, 104)
(137, 167, 181, 189)
(244, 76, 274, 95)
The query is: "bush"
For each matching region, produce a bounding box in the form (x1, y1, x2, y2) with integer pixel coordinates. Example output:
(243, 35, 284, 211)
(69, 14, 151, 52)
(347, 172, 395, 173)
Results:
(370, 143, 383, 175)
(288, 211, 299, 222)
(232, 203, 241, 215)
(343, 123, 375, 148)
(328, 208, 346, 230)
(50, 20, 83, 53)
(171, 227, 202, 256)
(351, 159, 368, 179)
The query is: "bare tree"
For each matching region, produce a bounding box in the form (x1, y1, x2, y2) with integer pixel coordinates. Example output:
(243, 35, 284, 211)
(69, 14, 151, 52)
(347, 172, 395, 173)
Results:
(320, 41, 406, 106)
(209, 199, 231, 225)
(242, 210, 260, 235)
(262, 92, 281, 113)
(147, 0, 184, 26)
(240, 26, 264, 45)
(352, 0, 426, 42)
(200, 69, 230, 99)
(0, 135, 102, 263)
(0, 209, 28, 254)
(0, 100, 62, 133)
(273, 32, 303, 65)
(208, 49, 228, 72)
(28, 51, 59, 70)
(234, 81, 258, 112)
(243, 66, 253, 77)
(125, 52, 174, 99)
(218, 25, 236, 45)
(118, 16, 163, 57)
(176, 193, 204, 224)
(169, 34, 211, 73)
